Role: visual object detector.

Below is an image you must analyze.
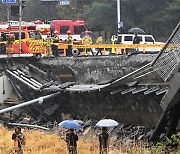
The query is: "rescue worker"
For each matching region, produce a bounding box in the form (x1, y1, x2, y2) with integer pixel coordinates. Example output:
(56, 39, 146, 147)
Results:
(6, 33, 15, 54)
(45, 32, 53, 57)
(66, 129, 79, 154)
(111, 35, 117, 55)
(99, 127, 109, 154)
(96, 34, 103, 56)
(82, 32, 94, 55)
(52, 31, 59, 57)
(12, 127, 26, 154)
(66, 30, 73, 56)
(66, 30, 73, 45)
(0, 33, 7, 54)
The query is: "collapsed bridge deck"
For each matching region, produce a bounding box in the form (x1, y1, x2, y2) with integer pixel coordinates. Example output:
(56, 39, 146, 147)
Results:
(0, 54, 164, 127)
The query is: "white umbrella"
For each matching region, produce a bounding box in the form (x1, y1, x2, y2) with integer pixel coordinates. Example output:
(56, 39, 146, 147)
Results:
(95, 119, 118, 128)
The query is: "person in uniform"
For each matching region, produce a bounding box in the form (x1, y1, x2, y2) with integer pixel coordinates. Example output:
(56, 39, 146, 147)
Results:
(99, 127, 109, 154)
(66, 30, 73, 56)
(12, 127, 26, 154)
(45, 32, 53, 57)
(82, 32, 94, 55)
(96, 34, 103, 56)
(66, 129, 79, 154)
(6, 33, 15, 54)
(111, 35, 117, 55)
(52, 31, 59, 57)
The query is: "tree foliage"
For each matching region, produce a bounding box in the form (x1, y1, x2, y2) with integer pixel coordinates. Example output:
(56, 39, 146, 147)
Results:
(0, 0, 179, 40)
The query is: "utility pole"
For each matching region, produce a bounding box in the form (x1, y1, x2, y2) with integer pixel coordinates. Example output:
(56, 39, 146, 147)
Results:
(19, 0, 22, 54)
(117, 0, 121, 33)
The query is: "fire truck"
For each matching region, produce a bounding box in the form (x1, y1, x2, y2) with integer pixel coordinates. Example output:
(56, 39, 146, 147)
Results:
(0, 24, 45, 55)
(50, 20, 88, 43)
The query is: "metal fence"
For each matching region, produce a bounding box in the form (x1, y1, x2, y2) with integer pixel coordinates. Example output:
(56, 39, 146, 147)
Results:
(152, 22, 180, 81)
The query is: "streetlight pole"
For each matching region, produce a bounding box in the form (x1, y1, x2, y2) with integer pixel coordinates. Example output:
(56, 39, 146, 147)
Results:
(117, 0, 121, 33)
(19, 0, 22, 54)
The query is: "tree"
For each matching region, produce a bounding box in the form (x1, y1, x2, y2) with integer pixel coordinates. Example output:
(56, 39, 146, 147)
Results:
(0, 0, 179, 40)
(84, 2, 117, 33)
(23, 0, 59, 21)
(0, 3, 10, 21)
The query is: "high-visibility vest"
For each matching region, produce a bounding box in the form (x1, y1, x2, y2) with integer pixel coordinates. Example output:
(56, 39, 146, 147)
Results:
(111, 36, 117, 54)
(53, 36, 59, 43)
(46, 37, 53, 46)
(96, 36, 103, 44)
(82, 35, 92, 45)
(67, 36, 73, 45)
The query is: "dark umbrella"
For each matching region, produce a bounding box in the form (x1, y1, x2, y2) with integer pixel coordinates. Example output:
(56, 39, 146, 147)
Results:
(128, 27, 145, 34)
(80, 31, 96, 43)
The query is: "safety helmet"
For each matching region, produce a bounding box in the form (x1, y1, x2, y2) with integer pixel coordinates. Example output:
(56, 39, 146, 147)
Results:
(54, 31, 58, 34)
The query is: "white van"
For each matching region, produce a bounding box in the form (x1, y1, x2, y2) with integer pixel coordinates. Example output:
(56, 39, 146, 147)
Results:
(117, 34, 159, 44)
(117, 34, 165, 54)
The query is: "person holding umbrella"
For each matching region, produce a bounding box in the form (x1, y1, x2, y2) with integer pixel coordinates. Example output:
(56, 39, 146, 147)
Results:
(66, 129, 79, 154)
(132, 34, 141, 54)
(99, 127, 109, 154)
(133, 34, 140, 44)
(95, 119, 118, 154)
(59, 120, 82, 154)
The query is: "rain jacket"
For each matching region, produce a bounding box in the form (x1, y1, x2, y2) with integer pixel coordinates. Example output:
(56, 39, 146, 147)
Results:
(45, 36, 53, 46)
(96, 36, 103, 44)
(82, 35, 92, 45)
(12, 132, 26, 149)
(66, 35, 73, 45)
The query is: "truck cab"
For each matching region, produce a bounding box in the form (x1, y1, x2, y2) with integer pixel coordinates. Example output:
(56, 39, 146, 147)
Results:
(51, 20, 87, 43)
(4, 25, 44, 54)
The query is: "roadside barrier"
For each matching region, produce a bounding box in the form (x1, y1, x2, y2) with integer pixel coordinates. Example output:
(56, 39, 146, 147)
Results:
(0, 40, 165, 57)
(56, 43, 165, 56)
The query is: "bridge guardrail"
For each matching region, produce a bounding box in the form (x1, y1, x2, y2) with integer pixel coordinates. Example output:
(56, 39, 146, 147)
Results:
(0, 40, 165, 57)
(55, 43, 165, 56)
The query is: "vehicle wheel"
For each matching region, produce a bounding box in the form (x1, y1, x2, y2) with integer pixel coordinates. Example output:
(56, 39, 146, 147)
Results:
(126, 49, 132, 56)
(72, 48, 79, 57)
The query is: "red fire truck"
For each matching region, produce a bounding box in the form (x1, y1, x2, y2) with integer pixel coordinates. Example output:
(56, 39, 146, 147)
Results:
(50, 20, 87, 43)
(0, 24, 44, 55)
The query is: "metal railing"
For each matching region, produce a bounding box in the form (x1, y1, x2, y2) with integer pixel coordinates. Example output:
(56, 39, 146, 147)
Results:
(56, 43, 165, 56)
(0, 40, 165, 57)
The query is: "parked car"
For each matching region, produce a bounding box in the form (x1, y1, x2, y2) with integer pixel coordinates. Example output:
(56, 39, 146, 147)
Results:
(117, 34, 165, 54)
